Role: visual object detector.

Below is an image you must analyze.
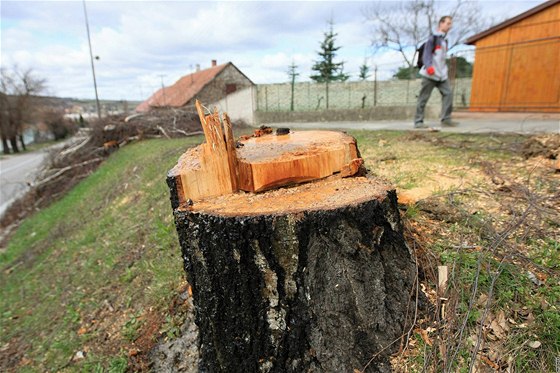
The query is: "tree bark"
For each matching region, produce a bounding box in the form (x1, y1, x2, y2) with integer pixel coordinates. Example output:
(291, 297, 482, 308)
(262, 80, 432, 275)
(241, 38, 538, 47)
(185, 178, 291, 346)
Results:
(9, 136, 19, 153)
(1, 137, 10, 154)
(18, 134, 26, 151)
(169, 178, 416, 372)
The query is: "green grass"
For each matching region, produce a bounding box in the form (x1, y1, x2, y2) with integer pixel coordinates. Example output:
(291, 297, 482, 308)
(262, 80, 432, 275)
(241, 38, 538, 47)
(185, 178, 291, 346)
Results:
(1, 131, 558, 372)
(0, 137, 202, 372)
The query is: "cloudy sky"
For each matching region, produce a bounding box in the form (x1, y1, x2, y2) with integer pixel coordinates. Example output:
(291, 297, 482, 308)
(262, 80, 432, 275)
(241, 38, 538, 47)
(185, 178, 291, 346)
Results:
(1, 0, 543, 101)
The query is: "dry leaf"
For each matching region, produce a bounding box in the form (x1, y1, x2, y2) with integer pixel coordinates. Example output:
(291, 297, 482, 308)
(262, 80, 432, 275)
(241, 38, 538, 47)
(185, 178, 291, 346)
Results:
(477, 293, 489, 306)
(417, 328, 433, 346)
(481, 355, 499, 370)
(528, 341, 541, 349)
(497, 311, 509, 332)
(488, 311, 509, 340)
(77, 327, 87, 335)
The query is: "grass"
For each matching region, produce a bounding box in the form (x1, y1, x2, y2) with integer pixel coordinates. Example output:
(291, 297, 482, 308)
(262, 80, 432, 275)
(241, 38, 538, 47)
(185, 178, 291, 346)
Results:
(1, 130, 558, 372)
(1, 137, 202, 372)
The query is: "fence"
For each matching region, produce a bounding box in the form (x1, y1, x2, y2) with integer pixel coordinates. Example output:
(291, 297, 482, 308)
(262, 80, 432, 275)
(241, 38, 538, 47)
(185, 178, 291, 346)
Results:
(255, 78, 472, 112)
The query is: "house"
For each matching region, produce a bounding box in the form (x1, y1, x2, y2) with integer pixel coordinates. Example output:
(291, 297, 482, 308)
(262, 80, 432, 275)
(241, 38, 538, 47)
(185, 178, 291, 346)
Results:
(466, 0, 560, 112)
(136, 61, 254, 112)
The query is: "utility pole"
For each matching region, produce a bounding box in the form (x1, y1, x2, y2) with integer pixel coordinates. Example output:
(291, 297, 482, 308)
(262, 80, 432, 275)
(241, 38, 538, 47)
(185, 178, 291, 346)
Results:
(288, 61, 299, 112)
(373, 65, 378, 106)
(158, 74, 167, 107)
(82, 0, 101, 119)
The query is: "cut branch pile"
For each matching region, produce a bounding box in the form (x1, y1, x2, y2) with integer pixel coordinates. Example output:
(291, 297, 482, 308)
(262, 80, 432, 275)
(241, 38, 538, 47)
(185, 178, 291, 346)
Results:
(0, 107, 239, 246)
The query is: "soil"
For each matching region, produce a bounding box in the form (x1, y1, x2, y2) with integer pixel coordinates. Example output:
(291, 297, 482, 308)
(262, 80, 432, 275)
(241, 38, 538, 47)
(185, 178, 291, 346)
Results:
(520, 134, 559, 160)
(148, 287, 199, 372)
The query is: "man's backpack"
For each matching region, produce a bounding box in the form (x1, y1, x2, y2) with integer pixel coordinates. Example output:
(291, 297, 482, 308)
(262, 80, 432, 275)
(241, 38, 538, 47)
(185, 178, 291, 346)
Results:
(416, 35, 437, 69)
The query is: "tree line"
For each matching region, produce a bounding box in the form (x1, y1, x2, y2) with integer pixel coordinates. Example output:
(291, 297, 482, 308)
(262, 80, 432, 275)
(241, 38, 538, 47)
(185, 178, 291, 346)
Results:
(0, 67, 77, 154)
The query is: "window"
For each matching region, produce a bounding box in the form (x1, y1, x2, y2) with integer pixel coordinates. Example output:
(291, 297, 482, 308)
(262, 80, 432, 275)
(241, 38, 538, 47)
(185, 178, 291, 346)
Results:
(225, 84, 237, 95)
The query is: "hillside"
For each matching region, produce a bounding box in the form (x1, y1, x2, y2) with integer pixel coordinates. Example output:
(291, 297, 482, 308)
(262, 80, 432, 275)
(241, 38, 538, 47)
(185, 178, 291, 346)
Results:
(32, 95, 142, 117)
(1, 132, 559, 372)
(1, 138, 202, 371)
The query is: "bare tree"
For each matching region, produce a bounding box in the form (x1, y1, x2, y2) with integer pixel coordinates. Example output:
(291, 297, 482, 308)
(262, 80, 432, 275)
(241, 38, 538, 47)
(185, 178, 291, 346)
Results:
(364, 0, 489, 70)
(0, 92, 11, 154)
(0, 66, 46, 153)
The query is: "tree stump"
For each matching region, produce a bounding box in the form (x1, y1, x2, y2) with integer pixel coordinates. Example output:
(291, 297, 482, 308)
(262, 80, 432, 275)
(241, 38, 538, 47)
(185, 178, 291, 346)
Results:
(167, 102, 416, 372)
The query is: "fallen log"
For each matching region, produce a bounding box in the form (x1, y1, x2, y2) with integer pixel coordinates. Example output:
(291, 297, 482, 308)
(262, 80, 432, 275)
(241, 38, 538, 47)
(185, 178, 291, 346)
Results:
(167, 101, 416, 372)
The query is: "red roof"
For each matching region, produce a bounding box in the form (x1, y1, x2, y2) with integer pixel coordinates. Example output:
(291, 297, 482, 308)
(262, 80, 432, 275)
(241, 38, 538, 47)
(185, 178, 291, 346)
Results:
(136, 63, 229, 112)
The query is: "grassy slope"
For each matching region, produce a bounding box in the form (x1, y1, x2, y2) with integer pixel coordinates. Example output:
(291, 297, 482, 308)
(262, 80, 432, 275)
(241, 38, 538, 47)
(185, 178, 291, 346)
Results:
(1, 132, 558, 372)
(1, 137, 202, 372)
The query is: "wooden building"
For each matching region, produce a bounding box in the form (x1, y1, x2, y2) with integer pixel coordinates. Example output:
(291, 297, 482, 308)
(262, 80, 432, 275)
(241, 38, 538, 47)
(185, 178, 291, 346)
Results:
(136, 61, 254, 112)
(466, 0, 560, 112)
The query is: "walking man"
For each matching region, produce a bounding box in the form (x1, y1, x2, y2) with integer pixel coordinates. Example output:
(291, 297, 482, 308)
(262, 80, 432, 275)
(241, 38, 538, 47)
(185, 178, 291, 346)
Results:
(414, 16, 459, 128)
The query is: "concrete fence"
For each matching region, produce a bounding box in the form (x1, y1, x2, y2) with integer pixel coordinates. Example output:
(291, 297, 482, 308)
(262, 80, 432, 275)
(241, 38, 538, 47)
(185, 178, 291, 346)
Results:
(211, 78, 472, 125)
(256, 78, 472, 112)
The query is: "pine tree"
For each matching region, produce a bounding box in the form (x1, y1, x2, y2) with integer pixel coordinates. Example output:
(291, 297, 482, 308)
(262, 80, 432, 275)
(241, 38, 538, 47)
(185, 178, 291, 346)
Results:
(310, 20, 349, 109)
(359, 60, 370, 81)
(287, 61, 299, 112)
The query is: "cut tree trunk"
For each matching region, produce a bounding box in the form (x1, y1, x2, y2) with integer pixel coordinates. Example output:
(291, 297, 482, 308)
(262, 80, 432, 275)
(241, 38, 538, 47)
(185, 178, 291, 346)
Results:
(166, 101, 363, 205)
(167, 101, 416, 372)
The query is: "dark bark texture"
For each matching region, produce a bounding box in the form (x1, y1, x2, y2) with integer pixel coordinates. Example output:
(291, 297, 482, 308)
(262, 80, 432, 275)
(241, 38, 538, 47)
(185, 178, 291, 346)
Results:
(170, 186, 416, 372)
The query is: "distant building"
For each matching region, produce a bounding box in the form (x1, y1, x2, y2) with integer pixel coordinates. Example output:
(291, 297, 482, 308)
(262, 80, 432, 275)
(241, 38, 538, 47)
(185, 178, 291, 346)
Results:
(466, 0, 560, 112)
(136, 61, 254, 112)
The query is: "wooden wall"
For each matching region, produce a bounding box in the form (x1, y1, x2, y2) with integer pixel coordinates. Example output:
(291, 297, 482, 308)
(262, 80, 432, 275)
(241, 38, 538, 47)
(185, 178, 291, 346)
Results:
(470, 2, 560, 112)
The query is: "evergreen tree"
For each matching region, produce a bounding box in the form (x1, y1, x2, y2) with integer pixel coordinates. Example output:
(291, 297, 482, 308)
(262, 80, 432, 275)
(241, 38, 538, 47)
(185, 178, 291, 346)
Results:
(393, 56, 473, 80)
(393, 66, 420, 80)
(310, 20, 349, 108)
(287, 61, 299, 112)
(359, 60, 370, 80)
(452, 56, 473, 78)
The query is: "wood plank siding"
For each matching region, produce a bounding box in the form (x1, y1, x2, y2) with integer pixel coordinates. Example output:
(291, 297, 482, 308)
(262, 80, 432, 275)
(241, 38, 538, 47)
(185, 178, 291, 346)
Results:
(468, 1, 560, 112)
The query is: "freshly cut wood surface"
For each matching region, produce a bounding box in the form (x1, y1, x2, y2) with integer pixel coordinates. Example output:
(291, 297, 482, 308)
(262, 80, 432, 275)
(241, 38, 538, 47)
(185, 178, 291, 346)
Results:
(167, 101, 364, 204)
(237, 130, 360, 192)
(187, 175, 389, 216)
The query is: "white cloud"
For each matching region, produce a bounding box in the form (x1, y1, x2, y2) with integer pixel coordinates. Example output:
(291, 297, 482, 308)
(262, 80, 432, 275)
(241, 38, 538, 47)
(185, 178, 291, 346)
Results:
(0, 0, 543, 100)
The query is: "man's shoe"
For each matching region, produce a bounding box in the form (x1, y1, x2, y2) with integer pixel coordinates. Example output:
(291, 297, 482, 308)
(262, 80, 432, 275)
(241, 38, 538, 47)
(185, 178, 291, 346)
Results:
(414, 122, 429, 129)
(441, 119, 459, 127)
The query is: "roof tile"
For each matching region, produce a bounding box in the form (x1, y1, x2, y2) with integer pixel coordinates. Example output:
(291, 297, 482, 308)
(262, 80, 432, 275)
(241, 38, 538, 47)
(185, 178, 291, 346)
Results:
(136, 63, 229, 112)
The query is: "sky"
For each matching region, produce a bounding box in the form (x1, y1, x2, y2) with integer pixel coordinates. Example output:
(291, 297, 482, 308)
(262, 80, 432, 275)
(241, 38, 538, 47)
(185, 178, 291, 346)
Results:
(1, 0, 544, 101)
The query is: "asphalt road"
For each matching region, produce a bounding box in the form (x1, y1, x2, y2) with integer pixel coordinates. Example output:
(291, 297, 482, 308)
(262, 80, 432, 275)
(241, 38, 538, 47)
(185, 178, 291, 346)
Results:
(275, 115, 560, 134)
(0, 150, 48, 217)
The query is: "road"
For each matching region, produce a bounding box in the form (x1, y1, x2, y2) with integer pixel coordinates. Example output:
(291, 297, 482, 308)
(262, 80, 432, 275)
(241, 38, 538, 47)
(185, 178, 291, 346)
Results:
(274, 112, 560, 134)
(0, 150, 48, 217)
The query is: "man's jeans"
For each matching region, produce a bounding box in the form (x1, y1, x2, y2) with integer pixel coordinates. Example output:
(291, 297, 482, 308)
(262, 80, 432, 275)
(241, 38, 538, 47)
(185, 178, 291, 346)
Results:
(414, 77, 453, 125)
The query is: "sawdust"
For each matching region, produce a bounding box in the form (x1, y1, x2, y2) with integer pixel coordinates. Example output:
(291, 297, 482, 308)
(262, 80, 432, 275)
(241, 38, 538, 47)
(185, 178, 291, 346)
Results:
(186, 174, 390, 216)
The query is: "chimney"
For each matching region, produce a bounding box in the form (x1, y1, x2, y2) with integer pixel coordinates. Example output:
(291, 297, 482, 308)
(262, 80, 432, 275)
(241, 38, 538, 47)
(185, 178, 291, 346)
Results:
(196, 64, 200, 72)
(211, 59, 217, 67)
